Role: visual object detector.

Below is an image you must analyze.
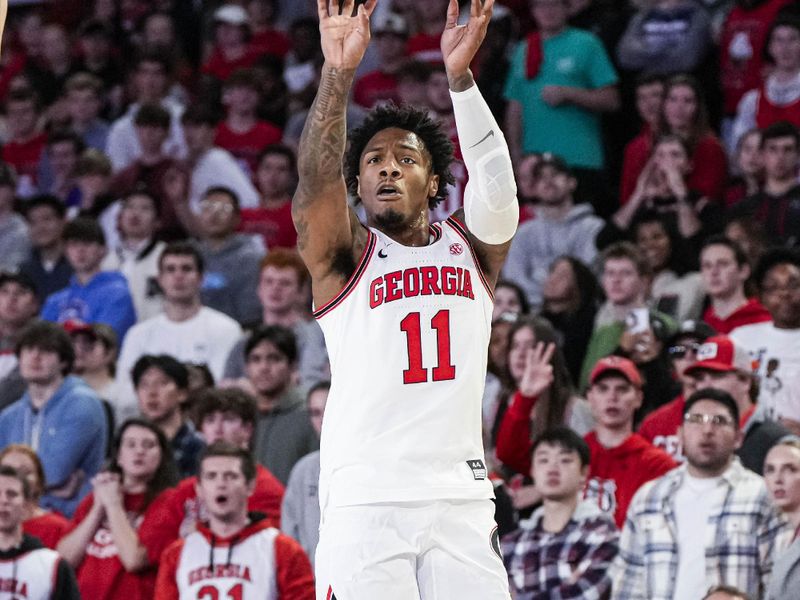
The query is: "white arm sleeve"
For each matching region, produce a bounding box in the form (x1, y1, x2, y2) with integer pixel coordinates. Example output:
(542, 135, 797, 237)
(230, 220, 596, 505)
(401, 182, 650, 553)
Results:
(450, 84, 519, 244)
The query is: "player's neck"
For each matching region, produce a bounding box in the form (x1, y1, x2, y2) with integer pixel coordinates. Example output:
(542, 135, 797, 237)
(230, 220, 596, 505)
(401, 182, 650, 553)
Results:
(0, 525, 23, 552)
(370, 213, 431, 247)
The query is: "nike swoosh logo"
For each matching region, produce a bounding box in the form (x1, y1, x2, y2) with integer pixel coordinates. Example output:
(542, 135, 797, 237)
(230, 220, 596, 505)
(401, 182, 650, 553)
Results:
(378, 249, 388, 258)
(469, 129, 494, 149)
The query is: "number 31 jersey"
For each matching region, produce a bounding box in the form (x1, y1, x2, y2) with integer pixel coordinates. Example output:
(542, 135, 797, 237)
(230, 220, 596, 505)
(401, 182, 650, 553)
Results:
(315, 216, 495, 509)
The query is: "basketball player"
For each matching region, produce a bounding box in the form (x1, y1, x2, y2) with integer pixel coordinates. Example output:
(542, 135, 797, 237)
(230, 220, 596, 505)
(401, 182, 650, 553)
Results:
(293, 0, 518, 597)
(154, 444, 314, 600)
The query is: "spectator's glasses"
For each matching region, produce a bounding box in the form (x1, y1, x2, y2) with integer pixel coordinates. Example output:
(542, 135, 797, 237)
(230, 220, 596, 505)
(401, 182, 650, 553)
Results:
(667, 342, 701, 359)
(199, 199, 235, 214)
(683, 413, 735, 428)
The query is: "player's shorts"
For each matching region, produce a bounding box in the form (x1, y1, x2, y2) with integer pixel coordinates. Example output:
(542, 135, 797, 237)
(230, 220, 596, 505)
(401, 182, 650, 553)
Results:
(315, 498, 511, 600)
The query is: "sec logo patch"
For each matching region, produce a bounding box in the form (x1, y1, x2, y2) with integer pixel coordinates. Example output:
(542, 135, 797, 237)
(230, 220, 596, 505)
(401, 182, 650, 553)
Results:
(449, 243, 463, 255)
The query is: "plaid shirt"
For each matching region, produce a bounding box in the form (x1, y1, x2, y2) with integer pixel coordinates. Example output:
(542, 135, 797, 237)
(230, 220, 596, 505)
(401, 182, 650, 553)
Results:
(610, 459, 791, 600)
(501, 500, 619, 600)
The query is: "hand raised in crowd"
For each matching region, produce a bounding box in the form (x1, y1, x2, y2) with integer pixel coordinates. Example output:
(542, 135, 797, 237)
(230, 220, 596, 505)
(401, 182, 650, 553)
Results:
(441, 0, 494, 81)
(92, 470, 124, 510)
(518, 342, 556, 399)
(620, 328, 662, 364)
(317, 0, 378, 70)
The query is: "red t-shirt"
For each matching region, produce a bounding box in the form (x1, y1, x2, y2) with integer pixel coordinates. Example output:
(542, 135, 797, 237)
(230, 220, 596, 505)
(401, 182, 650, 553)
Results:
(239, 203, 297, 250)
(495, 390, 537, 476)
(138, 464, 284, 564)
(23, 511, 70, 549)
(638, 395, 686, 461)
(215, 121, 282, 177)
(407, 32, 443, 63)
(755, 83, 800, 130)
(703, 298, 772, 335)
(251, 28, 291, 59)
(69, 492, 164, 600)
(353, 70, 402, 109)
(2, 132, 47, 185)
(584, 432, 677, 528)
(202, 45, 266, 81)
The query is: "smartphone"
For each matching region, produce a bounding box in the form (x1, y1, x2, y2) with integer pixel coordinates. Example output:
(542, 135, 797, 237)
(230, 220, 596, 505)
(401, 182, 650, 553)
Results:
(626, 308, 650, 334)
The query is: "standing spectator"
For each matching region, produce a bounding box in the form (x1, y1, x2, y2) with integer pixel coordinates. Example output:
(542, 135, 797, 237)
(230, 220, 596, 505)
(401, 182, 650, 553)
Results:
(730, 121, 800, 245)
(17, 195, 73, 300)
(154, 444, 315, 600)
(2, 89, 47, 195)
(132, 355, 204, 479)
(182, 105, 260, 212)
(353, 12, 409, 108)
(0, 321, 108, 517)
(63, 73, 109, 151)
(0, 162, 29, 272)
(215, 68, 282, 177)
(0, 272, 40, 411)
(502, 154, 603, 310)
(731, 248, 800, 433)
(0, 465, 80, 600)
(202, 5, 268, 83)
(239, 144, 299, 250)
(504, 0, 619, 197)
(41, 217, 137, 341)
(501, 427, 619, 600)
(701, 236, 771, 334)
(196, 187, 265, 327)
(282, 381, 329, 568)
(611, 388, 790, 600)
(116, 243, 242, 414)
(105, 50, 187, 172)
(57, 419, 178, 600)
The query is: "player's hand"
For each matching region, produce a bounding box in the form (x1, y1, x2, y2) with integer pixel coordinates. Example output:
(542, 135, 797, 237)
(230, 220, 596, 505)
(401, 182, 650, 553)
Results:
(318, 0, 378, 70)
(0, 0, 8, 52)
(518, 342, 555, 399)
(441, 0, 493, 78)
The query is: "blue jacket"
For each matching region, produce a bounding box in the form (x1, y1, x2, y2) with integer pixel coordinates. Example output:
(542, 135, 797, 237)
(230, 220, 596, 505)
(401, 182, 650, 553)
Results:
(41, 271, 137, 341)
(0, 375, 108, 517)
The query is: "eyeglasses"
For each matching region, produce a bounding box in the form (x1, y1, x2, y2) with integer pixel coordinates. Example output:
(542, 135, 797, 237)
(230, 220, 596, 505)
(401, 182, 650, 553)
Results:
(683, 413, 735, 428)
(668, 343, 700, 359)
(199, 200, 235, 214)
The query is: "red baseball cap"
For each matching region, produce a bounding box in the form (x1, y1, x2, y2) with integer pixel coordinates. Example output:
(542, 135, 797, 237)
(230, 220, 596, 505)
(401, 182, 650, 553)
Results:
(685, 335, 752, 375)
(589, 356, 642, 387)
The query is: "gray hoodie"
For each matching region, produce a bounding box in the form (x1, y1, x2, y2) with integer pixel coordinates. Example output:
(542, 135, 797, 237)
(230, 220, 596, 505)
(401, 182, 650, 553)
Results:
(503, 204, 603, 308)
(0, 213, 30, 272)
(281, 450, 320, 568)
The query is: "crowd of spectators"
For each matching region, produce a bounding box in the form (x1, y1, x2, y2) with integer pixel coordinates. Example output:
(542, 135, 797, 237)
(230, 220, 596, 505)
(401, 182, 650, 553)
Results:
(1, 0, 800, 598)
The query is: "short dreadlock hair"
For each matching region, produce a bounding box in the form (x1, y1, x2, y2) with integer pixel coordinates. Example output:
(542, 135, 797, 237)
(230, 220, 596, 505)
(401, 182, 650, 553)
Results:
(344, 103, 456, 209)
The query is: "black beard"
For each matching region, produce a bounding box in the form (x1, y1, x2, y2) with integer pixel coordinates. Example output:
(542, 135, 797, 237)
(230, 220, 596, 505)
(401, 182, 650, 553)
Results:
(373, 209, 407, 233)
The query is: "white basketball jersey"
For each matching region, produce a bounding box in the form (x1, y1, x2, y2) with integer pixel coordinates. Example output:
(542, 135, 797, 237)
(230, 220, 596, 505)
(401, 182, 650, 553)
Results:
(176, 526, 279, 600)
(316, 217, 495, 509)
(0, 548, 60, 600)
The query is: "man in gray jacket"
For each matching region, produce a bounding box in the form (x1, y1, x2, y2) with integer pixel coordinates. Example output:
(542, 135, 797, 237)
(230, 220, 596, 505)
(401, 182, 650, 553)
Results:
(502, 154, 603, 309)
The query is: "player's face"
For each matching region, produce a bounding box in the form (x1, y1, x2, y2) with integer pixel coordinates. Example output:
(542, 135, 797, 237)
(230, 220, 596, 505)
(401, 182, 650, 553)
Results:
(701, 244, 746, 299)
(586, 375, 642, 431)
(764, 444, 800, 514)
(200, 411, 253, 447)
(0, 452, 41, 500)
(531, 443, 586, 501)
(245, 340, 293, 396)
(197, 456, 254, 522)
(357, 128, 439, 231)
(116, 425, 162, 482)
(0, 475, 25, 534)
(680, 399, 741, 476)
(158, 255, 203, 303)
(136, 366, 186, 422)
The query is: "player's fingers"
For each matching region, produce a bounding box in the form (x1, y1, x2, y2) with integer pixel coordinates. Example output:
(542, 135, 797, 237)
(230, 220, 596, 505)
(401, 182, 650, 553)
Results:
(446, 0, 459, 27)
(317, 0, 330, 19)
(471, 0, 480, 18)
(363, 0, 378, 17)
(342, 0, 355, 17)
(483, 0, 495, 18)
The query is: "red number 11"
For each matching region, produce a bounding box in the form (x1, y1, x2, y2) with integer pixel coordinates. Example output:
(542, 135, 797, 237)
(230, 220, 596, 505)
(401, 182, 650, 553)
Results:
(400, 310, 456, 384)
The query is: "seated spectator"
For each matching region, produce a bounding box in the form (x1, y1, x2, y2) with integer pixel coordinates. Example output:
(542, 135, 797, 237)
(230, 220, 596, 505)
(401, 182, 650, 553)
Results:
(196, 187, 265, 327)
(27, 23, 77, 108)
(282, 381, 329, 567)
(704, 585, 753, 600)
(202, 5, 269, 83)
(58, 419, 178, 600)
(138, 387, 285, 566)
(725, 128, 763, 208)
(132, 355, 204, 479)
(225, 325, 319, 485)
(0, 164, 29, 273)
(616, 0, 711, 76)
(730, 121, 800, 245)
(764, 437, 800, 600)
(620, 75, 727, 204)
(247, 0, 292, 59)
(611, 388, 790, 600)
(182, 105, 259, 212)
(215, 68, 282, 177)
(733, 16, 800, 146)
(41, 217, 137, 341)
(0, 321, 108, 517)
(37, 130, 83, 203)
(395, 59, 432, 107)
(63, 72, 109, 151)
(353, 12, 408, 109)
(731, 248, 800, 433)
(70, 150, 117, 232)
(101, 189, 166, 322)
(0, 465, 80, 598)
(17, 194, 73, 301)
(116, 242, 242, 414)
(73, 20, 124, 114)
(638, 319, 716, 460)
(492, 280, 530, 322)
(540, 257, 601, 386)
(701, 236, 771, 334)
(0, 444, 70, 549)
(253, 53, 290, 128)
(154, 444, 314, 600)
(0, 272, 40, 411)
(502, 154, 603, 310)
(724, 216, 769, 273)
(2, 89, 47, 195)
(239, 144, 299, 250)
(224, 250, 330, 391)
(407, 0, 447, 63)
(501, 427, 619, 599)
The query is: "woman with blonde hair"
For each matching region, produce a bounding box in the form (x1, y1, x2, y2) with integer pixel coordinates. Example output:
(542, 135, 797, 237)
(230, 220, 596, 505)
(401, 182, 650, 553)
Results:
(764, 437, 800, 600)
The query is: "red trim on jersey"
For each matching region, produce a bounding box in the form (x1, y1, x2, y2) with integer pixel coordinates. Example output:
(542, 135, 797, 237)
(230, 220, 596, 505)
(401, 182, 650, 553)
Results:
(326, 585, 334, 600)
(313, 230, 377, 319)
(445, 216, 494, 300)
(429, 222, 442, 243)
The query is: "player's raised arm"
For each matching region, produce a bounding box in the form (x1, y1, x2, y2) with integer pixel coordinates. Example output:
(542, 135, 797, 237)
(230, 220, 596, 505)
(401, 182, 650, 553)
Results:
(0, 0, 8, 50)
(442, 0, 518, 286)
(293, 0, 377, 285)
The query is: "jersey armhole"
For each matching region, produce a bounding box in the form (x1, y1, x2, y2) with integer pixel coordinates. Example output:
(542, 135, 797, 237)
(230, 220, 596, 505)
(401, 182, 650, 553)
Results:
(313, 230, 377, 319)
(445, 216, 494, 301)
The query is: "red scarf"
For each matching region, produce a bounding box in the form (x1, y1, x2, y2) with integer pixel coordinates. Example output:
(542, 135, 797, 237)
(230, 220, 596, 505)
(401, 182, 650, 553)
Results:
(525, 32, 543, 79)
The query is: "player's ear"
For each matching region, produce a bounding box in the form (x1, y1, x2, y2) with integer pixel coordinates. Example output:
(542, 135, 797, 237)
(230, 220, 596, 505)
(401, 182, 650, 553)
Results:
(428, 174, 439, 199)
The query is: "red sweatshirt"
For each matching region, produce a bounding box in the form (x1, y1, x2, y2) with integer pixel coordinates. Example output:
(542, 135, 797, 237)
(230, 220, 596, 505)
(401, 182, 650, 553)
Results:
(638, 395, 686, 460)
(495, 390, 538, 476)
(703, 298, 772, 335)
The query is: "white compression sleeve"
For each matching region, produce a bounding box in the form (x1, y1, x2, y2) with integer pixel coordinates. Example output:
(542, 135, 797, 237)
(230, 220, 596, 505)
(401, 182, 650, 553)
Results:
(450, 84, 519, 245)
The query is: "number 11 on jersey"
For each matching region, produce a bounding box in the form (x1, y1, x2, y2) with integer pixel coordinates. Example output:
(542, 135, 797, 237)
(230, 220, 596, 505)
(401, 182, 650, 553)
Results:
(400, 309, 456, 384)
